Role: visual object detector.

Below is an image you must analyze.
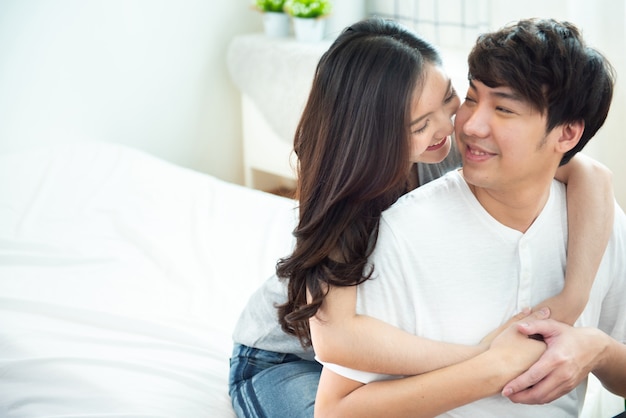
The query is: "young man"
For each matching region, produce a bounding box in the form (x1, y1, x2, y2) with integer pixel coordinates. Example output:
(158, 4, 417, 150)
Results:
(314, 18, 626, 417)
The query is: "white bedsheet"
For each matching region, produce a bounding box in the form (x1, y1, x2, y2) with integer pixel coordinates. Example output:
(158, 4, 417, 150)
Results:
(1, 141, 622, 417)
(0, 141, 297, 417)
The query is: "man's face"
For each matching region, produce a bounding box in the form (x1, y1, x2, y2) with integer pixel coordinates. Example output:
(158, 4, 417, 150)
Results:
(454, 80, 560, 194)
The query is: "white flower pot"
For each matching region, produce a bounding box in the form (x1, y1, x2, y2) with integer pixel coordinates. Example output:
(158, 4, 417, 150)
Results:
(293, 17, 326, 42)
(263, 12, 290, 38)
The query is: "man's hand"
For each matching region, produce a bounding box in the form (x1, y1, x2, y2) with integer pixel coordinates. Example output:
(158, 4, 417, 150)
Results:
(502, 319, 604, 404)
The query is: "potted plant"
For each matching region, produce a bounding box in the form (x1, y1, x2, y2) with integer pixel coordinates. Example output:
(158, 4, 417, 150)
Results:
(255, 0, 289, 38)
(284, 0, 332, 42)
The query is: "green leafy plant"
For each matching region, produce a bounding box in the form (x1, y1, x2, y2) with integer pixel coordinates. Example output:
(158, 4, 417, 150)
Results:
(284, 0, 332, 18)
(255, 0, 286, 13)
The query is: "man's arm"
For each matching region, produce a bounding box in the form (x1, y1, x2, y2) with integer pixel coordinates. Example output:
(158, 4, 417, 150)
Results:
(594, 334, 626, 396)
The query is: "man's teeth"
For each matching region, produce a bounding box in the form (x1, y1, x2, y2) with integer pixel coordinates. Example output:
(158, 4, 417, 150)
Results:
(470, 148, 487, 156)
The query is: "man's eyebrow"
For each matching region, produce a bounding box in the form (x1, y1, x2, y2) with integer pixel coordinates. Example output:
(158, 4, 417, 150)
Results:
(468, 80, 524, 102)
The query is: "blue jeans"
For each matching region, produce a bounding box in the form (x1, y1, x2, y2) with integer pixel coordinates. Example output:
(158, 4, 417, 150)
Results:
(229, 343, 322, 418)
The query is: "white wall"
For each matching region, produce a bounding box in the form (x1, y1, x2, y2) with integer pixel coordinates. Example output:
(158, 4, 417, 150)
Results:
(0, 0, 262, 184)
(1, 0, 624, 202)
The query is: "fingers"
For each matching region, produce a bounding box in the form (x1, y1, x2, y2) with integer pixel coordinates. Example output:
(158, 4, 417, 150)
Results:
(502, 320, 578, 405)
(502, 358, 550, 398)
(514, 308, 550, 341)
(530, 307, 551, 320)
(505, 306, 547, 327)
(482, 308, 551, 348)
(510, 307, 550, 326)
(504, 361, 576, 405)
(505, 376, 563, 405)
(515, 315, 559, 340)
(512, 307, 532, 321)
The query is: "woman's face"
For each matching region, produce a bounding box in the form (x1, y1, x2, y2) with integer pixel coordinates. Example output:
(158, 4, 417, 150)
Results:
(408, 64, 460, 164)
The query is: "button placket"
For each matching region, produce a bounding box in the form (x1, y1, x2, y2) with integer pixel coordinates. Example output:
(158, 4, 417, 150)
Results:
(517, 237, 532, 309)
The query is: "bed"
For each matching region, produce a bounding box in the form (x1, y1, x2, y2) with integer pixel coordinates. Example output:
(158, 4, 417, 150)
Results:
(1, 141, 623, 417)
(0, 141, 297, 417)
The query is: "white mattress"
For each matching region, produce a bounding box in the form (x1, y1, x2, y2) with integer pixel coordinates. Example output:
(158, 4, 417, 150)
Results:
(0, 141, 621, 417)
(0, 141, 297, 417)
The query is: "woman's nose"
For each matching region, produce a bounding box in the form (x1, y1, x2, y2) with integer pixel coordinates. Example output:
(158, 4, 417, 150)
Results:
(435, 110, 455, 138)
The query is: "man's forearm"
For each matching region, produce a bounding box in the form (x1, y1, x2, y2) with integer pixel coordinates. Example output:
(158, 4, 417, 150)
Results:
(593, 334, 626, 397)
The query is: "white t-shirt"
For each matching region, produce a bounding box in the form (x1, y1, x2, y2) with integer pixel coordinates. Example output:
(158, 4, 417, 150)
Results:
(322, 170, 626, 417)
(232, 150, 463, 358)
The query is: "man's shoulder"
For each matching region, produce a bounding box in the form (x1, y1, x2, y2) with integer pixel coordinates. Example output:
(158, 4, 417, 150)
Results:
(379, 170, 467, 231)
(392, 170, 464, 209)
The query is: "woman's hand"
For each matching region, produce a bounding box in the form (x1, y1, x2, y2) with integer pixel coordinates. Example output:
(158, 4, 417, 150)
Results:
(487, 321, 547, 379)
(479, 307, 550, 351)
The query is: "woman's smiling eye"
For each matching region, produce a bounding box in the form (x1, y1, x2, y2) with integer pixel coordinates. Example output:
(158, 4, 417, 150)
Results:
(412, 120, 429, 135)
(444, 88, 458, 103)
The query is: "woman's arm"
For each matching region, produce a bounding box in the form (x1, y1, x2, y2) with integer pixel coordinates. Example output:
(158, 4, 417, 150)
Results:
(311, 285, 478, 375)
(311, 284, 533, 375)
(315, 322, 546, 418)
(545, 153, 614, 324)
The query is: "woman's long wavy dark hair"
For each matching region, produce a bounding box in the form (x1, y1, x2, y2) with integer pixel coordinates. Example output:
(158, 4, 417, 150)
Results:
(276, 17, 442, 347)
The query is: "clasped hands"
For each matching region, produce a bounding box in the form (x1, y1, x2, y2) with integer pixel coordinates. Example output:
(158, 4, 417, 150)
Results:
(487, 307, 603, 405)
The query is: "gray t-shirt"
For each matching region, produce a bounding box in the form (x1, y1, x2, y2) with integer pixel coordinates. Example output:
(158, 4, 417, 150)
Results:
(232, 145, 463, 359)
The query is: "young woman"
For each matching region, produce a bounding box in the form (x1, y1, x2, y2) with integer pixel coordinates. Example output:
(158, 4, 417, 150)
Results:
(229, 17, 614, 418)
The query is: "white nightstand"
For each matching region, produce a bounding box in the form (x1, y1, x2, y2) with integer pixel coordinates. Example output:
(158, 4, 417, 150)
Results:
(240, 93, 298, 192)
(227, 34, 331, 192)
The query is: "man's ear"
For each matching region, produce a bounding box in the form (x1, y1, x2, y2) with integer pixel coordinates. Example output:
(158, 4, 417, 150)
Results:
(555, 120, 584, 153)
